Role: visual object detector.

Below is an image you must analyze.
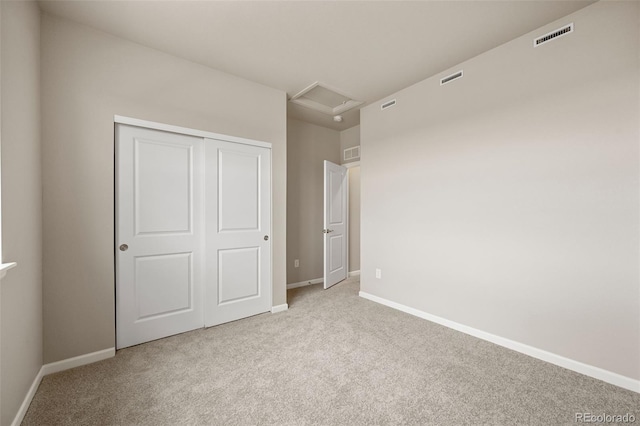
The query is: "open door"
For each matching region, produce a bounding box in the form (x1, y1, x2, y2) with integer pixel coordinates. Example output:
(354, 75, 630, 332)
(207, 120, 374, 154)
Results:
(323, 160, 348, 289)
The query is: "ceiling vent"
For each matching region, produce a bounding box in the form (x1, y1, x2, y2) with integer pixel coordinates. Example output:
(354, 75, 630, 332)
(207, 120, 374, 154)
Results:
(534, 23, 573, 47)
(344, 146, 360, 161)
(440, 70, 463, 86)
(290, 82, 363, 116)
(381, 99, 396, 110)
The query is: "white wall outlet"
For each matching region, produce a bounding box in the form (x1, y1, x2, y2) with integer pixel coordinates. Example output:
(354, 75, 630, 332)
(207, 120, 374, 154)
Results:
(375, 268, 382, 279)
(294, 259, 299, 268)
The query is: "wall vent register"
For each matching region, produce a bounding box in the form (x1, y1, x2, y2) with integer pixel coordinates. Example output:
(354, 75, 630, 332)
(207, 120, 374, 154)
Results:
(344, 146, 360, 161)
(534, 23, 573, 47)
(440, 70, 463, 86)
(381, 99, 396, 110)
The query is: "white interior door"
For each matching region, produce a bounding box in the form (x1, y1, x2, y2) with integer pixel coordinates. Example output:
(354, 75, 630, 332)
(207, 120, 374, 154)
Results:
(116, 124, 204, 349)
(204, 138, 271, 327)
(324, 160, 348, 289)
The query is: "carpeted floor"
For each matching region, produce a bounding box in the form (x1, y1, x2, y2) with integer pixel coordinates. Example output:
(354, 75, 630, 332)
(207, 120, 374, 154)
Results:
(23, 277, 639, 425)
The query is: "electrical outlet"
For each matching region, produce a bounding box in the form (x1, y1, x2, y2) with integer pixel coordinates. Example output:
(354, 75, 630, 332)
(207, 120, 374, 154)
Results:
(375, 268, 381, 279)
(294, 259, 299, 268)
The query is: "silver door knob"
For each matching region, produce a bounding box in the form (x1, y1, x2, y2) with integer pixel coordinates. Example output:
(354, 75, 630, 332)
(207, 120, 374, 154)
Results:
(119, 244, 129, 252)
(323, 229, 334, 234)
(264, 235, 269, 241)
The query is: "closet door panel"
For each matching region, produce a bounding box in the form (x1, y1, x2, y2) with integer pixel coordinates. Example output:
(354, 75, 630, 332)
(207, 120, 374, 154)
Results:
(116, 124, 204, 349)
(205, 139, 272, 327)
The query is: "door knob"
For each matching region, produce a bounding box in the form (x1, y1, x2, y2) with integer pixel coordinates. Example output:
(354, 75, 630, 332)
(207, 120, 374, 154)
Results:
(323, 229, 334, 234)
(119, 244, 129, 252)
(264, 235, 269, 241)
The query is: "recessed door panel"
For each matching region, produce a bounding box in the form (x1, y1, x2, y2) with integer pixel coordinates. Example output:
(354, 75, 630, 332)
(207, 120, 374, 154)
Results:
(218, 247, 260, 305)
(218, 150, 260, 232)
(135, 139, 191, 235)
(135, 253, 192, 319)
(330, 171, 344, 224)
(329, 235, 344, 273)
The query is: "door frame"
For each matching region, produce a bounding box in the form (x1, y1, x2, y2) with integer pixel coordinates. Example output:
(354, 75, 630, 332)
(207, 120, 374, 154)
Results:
(114, 116, 271, 149)
(343, 160, 360, 278)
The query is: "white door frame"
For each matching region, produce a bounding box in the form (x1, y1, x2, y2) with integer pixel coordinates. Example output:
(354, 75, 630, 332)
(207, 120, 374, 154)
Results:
(343, 161, 359, 278)
(115, 116, 271, 149)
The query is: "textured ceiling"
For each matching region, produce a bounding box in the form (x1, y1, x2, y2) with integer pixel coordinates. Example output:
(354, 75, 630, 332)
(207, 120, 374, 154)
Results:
(38, 0, 594, 130)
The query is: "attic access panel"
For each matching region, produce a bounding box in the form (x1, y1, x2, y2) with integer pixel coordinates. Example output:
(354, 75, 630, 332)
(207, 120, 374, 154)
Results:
(290, 82, 363, 116)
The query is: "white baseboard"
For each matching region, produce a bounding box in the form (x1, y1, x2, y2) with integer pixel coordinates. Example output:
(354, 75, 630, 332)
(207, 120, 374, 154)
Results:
(12, 347, 115, 426)
(11, 366, 44, 426)
(359, 291, 640, 394)
(41, 347, 115, 375)
(271, 304, 289, 314)
(287, 277, 323, 289)
(287, 273, 359, 289)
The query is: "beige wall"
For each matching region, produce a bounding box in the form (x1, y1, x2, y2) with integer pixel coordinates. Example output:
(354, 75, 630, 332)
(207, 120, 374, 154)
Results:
(361, 1, 640, 380)
(348, 167, 360, 273)
(41, 14, 287, 364)
(287, 119, 340, 284)
(1, 1, 43, 424)
(340, 125, 360, 164)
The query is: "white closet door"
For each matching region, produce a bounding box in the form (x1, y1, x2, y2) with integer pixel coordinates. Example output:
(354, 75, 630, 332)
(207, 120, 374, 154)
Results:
(204, 138, 271, 327)
(116, 124, 204, 349)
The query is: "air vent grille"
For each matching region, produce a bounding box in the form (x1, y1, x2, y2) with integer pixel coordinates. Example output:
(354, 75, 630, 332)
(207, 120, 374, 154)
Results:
(534, 23, 573, 47)
(344, 146, 360, 161)
(381, 99, 396, 110)
(440, 70, 463, 86)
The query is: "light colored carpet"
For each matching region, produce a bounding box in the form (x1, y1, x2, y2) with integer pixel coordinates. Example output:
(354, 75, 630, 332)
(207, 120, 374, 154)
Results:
(23, 277, 639, 425)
